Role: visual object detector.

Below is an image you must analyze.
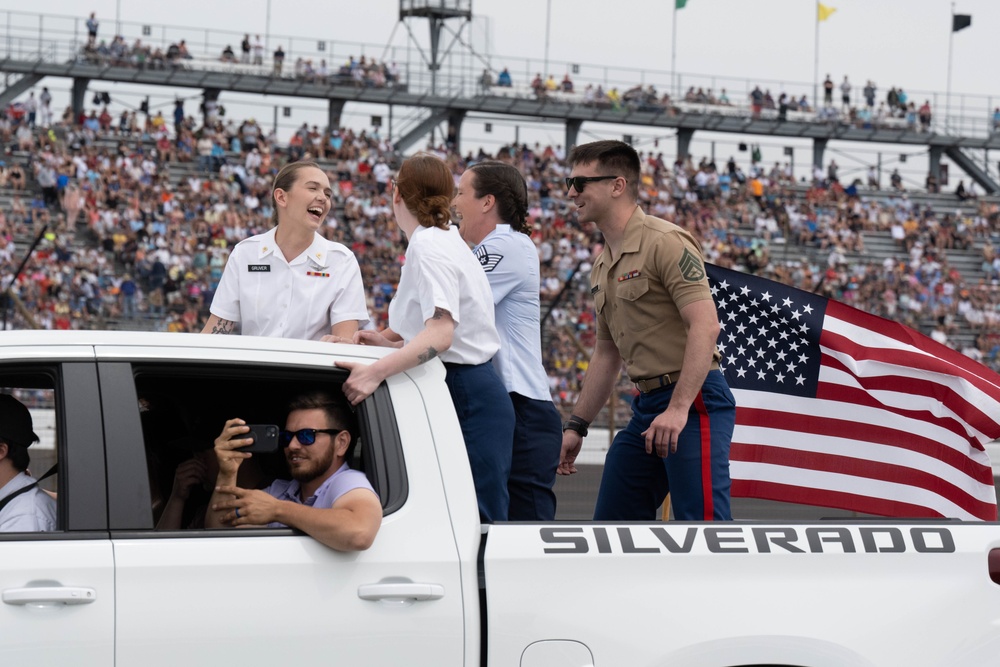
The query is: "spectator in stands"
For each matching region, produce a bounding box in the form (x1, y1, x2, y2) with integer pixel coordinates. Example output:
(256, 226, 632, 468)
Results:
(530, 73, 545, 98)
(240, 35, 251, 64)
(992, 107, 1000, 133)
(273, 45, 285, 77)
(480, 69, 492, 94)
(497, 68, 512, 87)
(252, 35, 264, 66)
(840, 76, 852, 111)
(561, 73, 574, 93)
(823, 74, 834, 106)
(918, 100, 932, 132)
(86, 12, 98, 45)
(221, 45, 236, 63)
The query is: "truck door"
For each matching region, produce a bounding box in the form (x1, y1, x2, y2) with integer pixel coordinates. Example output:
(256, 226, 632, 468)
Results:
(0, 362, 113, 665)
(98, 352, 468, 667)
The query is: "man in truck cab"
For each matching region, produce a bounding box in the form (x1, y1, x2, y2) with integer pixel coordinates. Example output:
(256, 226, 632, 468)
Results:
(206, 390, 382, 551)
(0, 394, 56, 532)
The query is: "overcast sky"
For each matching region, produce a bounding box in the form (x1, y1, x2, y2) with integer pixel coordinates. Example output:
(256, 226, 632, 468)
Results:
(8, 1, 999, 183)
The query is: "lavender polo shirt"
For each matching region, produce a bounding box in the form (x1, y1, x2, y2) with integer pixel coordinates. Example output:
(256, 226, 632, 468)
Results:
(263, 462, 377, 528)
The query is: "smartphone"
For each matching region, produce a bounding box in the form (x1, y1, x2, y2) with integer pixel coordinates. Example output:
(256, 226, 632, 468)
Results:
(237, 424, 280, 453)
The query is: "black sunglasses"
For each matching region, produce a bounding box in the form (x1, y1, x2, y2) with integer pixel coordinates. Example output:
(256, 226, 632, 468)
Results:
(565, 175, 620, 193)
(279, 428, 342, 447)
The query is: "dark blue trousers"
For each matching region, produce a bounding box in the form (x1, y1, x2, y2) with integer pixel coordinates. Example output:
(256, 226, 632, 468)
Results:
(445, 362, 515, 523)
(508, 393, 562, 521)
(594, 370, 735, 521)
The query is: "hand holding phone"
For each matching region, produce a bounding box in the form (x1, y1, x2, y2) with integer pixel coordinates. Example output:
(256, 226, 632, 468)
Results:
(237, 424, 280, 453)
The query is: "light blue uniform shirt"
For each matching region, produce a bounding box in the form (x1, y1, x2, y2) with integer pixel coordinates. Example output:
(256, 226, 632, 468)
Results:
(0, 472, 56, 532)
(474, 224, 553, 402)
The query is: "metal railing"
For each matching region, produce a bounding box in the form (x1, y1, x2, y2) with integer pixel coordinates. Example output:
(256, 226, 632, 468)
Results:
(0, 10, 997, 140)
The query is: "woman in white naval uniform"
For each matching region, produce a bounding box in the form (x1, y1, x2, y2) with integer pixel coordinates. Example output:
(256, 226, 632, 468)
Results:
(337, 154, 515, 523)
(452, 161, 563, 521)
(202, 161, 368, 339)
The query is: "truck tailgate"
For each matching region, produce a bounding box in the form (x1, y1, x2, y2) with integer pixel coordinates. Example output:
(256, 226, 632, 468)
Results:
(483, 522, 1000, 667)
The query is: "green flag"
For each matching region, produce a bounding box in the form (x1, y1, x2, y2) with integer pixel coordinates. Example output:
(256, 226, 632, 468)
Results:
(676, 0, 687, 8)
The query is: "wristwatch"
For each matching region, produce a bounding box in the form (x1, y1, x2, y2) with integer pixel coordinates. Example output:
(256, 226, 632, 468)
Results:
(562, 415, 590, 437)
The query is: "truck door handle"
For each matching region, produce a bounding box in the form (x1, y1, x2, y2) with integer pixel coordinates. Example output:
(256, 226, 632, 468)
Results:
(357, 582, 445, 601)
(3, 586, 98, 606)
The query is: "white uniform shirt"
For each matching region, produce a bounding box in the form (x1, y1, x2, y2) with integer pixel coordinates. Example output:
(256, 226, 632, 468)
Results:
(0, 472, 56, 532)
(389, 225, 499, 365)
(210, 227, 369, 340)
(474, 225, 552, 401)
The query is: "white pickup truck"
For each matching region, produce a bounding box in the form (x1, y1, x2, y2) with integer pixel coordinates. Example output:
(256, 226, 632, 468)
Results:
(3, 331, 1000, 667)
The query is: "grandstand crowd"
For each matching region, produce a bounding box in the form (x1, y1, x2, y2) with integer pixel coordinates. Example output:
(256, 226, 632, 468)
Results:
(4, 94, 1000, 417)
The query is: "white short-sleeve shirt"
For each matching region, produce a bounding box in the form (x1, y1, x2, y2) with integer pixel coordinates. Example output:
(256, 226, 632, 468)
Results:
(389, 225, 500, 365)
(474, 224, 552, 401)
(0, 472, 56, 532)
(210, 227, 369, 340)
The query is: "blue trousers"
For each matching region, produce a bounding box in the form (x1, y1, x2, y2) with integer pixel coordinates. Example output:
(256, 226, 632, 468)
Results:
(445, 362, 515, 523)
(594, 370, 735, 521)
(508, 393, 561, 521)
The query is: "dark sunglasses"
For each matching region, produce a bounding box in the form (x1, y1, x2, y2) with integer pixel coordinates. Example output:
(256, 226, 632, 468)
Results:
(565, 175, 619, 192)
(279, 428, 342, 447)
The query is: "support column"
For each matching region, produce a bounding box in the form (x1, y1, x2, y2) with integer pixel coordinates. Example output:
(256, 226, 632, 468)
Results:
(928, 145, 943, 182)
(71, 77, 90, 123)
(812, 137, 828, 170)
(446, 109, 466, 154)
(565, 119, 582, 152)
(327, 99, 345, 131)
(676, 127, 695, 160)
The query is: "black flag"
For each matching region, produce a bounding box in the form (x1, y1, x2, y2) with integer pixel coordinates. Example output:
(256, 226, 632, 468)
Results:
(952, 14, 972, 32)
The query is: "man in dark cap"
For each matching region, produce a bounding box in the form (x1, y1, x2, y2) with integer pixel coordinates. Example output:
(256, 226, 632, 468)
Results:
(0, 394, 55, 531)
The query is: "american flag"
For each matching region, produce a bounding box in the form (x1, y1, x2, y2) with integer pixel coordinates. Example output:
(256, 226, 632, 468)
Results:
(707, 263, 999, 521)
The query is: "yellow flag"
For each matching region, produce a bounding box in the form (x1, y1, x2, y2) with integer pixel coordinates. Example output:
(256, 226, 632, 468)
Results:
(818, 3, 837, 21)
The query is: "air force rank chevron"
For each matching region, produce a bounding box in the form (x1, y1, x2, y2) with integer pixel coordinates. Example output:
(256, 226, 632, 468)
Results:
(474, 245, 504, 273)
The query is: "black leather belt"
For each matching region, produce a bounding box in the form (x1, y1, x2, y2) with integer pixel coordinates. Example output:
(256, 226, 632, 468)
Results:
(634, 371, 681, 394)
(634, 362, 720, 393)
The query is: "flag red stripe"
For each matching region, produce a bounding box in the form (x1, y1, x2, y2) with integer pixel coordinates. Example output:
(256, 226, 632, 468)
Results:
(821, 331, 1000, 421)
(826, 301, 1000, 387)
(730, 479, 970, 519)
(817, 370, 997, 452)
(736, 405, 994, 483)
(694, 392, 713, 520)
(731, 441, 996, 518)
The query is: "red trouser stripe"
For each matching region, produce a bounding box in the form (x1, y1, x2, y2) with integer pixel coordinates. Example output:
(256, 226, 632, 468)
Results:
(694, 392, 713, 520)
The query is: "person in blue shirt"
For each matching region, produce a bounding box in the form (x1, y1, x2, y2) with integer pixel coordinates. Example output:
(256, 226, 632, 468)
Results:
(0, 394, 55, 532)
(452, 161, 562, 521)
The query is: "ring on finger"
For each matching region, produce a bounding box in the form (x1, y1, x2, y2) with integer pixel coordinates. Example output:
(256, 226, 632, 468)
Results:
(234, 508, 241, 518)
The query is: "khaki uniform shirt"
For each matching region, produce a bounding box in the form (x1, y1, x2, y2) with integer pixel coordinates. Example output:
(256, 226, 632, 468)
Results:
(591, 206, 719, 381)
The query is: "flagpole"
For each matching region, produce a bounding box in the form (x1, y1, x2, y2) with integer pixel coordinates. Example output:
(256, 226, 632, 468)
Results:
(946, 2, 955, 134)
(671, 2, 678, 100)
(813, 0, 820, 109)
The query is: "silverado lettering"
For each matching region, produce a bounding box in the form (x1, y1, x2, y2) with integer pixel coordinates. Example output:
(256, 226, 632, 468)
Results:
(540, 525, 956, 554)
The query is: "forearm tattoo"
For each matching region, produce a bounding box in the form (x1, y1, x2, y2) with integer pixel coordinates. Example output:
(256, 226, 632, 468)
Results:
(431, 307, 446, 320)
(211, 319, 237, 334)
(418, 347, 439, 364)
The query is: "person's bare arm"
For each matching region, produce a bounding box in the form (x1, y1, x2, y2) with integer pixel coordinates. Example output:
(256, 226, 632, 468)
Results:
(558, 337, 623, 475)
(212, 486, 382, 551)
(201, 313, 239, 335)
(337, 309, 454, 406)
(329, 319, 360, 339)
(204, 419, 252, 528)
